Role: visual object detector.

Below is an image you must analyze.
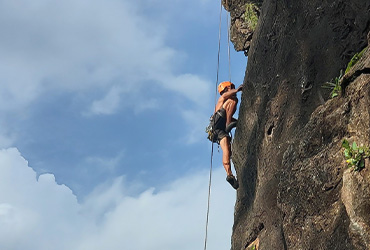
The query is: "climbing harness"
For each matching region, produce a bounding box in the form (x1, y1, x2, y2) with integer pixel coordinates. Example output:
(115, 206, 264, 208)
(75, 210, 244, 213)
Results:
(203, 1, 233, 250)
(205, 109, 224, 143)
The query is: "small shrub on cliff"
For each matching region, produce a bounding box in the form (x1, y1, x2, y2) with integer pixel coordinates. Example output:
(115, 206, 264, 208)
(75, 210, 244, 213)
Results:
(342, 139, 370, 171)
(322, 70, 343, 98)
(244, 3, 259, 31)
(345, 47, 366, 74)
(322, 47, 366, 99)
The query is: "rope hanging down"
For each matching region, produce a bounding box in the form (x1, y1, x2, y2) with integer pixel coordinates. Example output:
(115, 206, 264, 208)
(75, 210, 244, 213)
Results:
(227, 11, 232, 82)
(203, 1, 232, 250)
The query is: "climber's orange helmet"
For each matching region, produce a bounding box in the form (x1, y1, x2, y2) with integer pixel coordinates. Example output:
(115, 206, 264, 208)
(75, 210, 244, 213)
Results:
(218, 81, 235, 94)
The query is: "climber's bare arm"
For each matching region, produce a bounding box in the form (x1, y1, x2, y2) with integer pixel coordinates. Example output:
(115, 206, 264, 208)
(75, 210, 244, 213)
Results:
(214, 84, 243, 112)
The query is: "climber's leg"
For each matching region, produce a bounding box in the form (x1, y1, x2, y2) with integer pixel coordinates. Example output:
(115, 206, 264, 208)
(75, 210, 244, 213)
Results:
(219, 136, 233, 176)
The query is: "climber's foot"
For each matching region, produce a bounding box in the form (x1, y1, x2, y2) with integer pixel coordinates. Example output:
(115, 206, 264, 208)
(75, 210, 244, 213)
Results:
(226, 175, 239, 190)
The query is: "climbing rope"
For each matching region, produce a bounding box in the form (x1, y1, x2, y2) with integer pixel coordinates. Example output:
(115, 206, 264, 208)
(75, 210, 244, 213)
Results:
(203, 1, 232, 250)
(227, 13, 232, 82)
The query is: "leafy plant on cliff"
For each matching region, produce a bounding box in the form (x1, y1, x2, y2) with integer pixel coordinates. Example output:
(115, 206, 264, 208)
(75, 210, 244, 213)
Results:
(342, 139, 370, 171)
(345, 47, 366, 74)
(322, 70, 343, 98)
(244, 3, 259, 31)
(322, 47, 366, 99)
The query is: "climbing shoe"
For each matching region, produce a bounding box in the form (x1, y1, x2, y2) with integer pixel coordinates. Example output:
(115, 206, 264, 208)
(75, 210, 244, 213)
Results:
(226, 175, 239, 190)
(225, 120, 237, 133)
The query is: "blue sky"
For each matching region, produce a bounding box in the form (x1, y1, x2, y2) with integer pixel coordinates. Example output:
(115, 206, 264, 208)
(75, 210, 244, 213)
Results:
(0, 0, 247, 249)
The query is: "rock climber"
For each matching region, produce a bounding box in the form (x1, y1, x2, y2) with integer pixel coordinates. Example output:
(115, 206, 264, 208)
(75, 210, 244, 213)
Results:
(213, 81, 243, 189)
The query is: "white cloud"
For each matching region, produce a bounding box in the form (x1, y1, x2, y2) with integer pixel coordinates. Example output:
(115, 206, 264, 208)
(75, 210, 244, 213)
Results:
(0, 148, 87, 250)
(87, 86, 123, 116)
(0, 0, 212, 115)
(84, 151, 125, 172)
(161, 73, 211, 107)
(0, 147, 236, 250)
(134, 98, 160, 114)
(84, 84, 160, 116)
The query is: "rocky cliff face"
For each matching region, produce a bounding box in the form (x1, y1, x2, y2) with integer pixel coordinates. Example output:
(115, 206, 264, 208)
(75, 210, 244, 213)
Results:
(227, 0, 370, 249)
(222, 0, 262, 54)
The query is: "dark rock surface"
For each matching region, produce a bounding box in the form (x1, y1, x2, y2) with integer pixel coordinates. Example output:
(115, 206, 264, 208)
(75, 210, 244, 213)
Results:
(228, 0, 370, 249)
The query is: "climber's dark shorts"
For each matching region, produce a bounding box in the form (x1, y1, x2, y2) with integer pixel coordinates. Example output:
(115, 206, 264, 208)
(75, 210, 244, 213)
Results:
(214, 129, 230, 143)
(212, 107, 230, 143)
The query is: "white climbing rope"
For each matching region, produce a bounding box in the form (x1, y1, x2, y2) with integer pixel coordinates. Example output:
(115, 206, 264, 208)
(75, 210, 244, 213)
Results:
(203, 1, 232, 250)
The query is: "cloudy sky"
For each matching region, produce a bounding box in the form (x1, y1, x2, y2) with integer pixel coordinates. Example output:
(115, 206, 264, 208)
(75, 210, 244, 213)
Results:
(0, 0, 247, 249)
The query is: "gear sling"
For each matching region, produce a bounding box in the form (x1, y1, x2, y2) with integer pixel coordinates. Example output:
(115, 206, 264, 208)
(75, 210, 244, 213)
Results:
(206, 108, 227, 143)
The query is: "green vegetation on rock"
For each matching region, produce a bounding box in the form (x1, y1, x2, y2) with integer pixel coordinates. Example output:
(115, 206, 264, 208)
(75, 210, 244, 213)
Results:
(244, 3, 259, 31)
(322, 70, 343, 98)
(322, 46, 367, 99)
(345, 47, 366, 74)
(342, 139, 370, 172)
